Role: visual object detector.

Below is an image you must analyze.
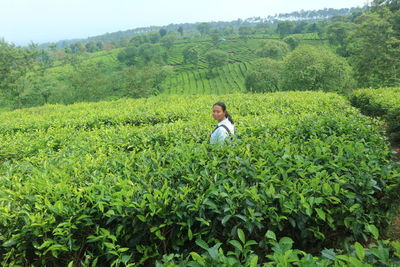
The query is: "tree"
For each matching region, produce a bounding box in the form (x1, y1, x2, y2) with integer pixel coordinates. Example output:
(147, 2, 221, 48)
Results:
(276, 21, 296, 38)
(117, 46, 139, 66)
(130, 35, 147, 47)
(15, 71, 56, 108)
(255, 22, 273, 34)
(197, 23, 211, 36)
(0, 41, 38, 106)
(256, 40, 290, 59)
(326, 21, 355, 56)
(37, 49, 53, 68)
(305, 21, 326, 38)
(138, 44, 163, 64)
(28, 43, 53, 68)
(85, 41, 100, 53)
(222, 27, 235, 35)
(122, 65, 173, 98)
(96, 41, 104, 50)
(282, 45, 355, 93)
(245, 58, 282, 92)
(372, 0, 400, 12)
(204, 49, 228, 75)
(283, 35, 301, 50)
(177, 26, 184, 36)
(48, 43, 57, 51)
(293, 21, 309, 34)
(147, 31, 161, 43)
(69, 42, 86, 54)
(160, 34, 176, 50)
(62, 53, 80, 66)
(66, 61, 111, 103)
(238, 26, 254, 39)
(159, 28, 167, 37)
(349, 10, 400, 87)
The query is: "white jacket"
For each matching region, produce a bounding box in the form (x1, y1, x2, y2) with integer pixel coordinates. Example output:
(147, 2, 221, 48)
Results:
(210, 118, 234, 144)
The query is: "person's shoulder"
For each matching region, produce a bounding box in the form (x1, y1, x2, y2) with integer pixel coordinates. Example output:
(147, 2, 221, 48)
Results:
(220, 124, 233, 134)
(220, 119, 231, 126)
(224, 120, 234, 129)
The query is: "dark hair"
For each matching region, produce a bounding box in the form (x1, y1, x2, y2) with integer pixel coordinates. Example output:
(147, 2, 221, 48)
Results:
(213, 102, 234, 124)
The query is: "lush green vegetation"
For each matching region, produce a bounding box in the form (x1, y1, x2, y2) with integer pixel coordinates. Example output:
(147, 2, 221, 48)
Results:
(1, 91, 399, 265)
(350, 87, 400, 141)
(245, 45, 355, 94)
(1, 1, 398, 110)
(1, 1, 399, 266)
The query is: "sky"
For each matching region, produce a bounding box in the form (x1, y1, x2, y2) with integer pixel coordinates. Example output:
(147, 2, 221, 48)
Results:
(0, 0, 368, 46)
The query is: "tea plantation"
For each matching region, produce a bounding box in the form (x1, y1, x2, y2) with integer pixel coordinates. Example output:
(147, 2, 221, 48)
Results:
(1, 91, 400, 266)
(350, 87, 400, 143)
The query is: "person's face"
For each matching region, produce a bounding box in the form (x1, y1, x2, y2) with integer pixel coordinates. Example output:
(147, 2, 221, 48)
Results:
(212, 105, 226, 122)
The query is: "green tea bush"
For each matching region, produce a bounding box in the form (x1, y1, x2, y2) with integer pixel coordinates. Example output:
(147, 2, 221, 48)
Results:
(157, 230, 400, 266)
(350, 87, 400, 140)
(0, 92, 399, 265)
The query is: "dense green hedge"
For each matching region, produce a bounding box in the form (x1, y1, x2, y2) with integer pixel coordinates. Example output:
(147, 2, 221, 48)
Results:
(158, 232, 400, 266)
(350, 87, 400, 140)
(1, 92, 399, 265)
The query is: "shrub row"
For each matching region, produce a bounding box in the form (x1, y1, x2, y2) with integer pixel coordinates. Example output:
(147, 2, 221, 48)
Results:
(350, 87, 400, 141)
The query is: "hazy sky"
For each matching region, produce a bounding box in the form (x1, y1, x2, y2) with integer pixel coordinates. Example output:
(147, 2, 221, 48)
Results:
(1, 0, 368, 45)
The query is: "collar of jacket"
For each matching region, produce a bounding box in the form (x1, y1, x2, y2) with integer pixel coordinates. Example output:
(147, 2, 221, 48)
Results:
(217, 118, 229, 126)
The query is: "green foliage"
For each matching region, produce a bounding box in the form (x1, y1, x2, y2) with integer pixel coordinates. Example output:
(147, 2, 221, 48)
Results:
(0, 41, 39, 102)
(159, 28, 168, 38)
(204, 50, 228, 73)
(349, 9, 400, 88)
(66, 61, 113, 103)
(238, 26, 254, 39)
(256, 40, 290, 59)
(85, 41, 102, 53)
(281, 45, 355, 93)
(3, 5, 400, 110)
(177, 26, 184, 36)
(349, 87, 400, 141)
(138, 43, 164, 64)
(165, 62, 249, 95)
(0, 92, 399, 265)
(157, 234, 400, 266)
(13, 71, 56, 108)
(326, 21, 355, 56)
(122, 65, 173, 98)
(373, 0, 400, 12)
(117, 46, 139, 66)
(245, 58, 282, 92)
(148, 31, 162, 44)
(197, 23, 212, 36)
(283, 35, 301, 50)
(161, 34, 177, 50)
(182, 46, 200, 66)
(276, 21, 296, 38)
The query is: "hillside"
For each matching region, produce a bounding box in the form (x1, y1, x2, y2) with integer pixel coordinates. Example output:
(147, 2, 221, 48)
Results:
(1, 2, 398, 113)
(40, 34, 326, 104)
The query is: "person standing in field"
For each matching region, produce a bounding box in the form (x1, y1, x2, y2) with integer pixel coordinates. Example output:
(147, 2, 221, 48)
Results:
(210, 102, 234, 144)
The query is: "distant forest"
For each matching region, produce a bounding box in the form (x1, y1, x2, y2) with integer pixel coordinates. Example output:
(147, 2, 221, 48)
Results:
(38, 7, 363, 49)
